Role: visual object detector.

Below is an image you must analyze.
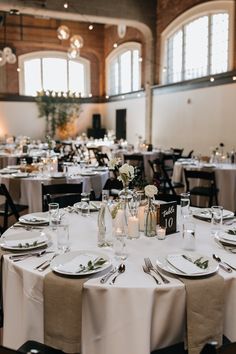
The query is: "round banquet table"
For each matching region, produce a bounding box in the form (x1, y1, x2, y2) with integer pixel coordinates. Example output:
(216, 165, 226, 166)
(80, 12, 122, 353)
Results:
(172, 161, 236, 212)
(0, 170, 109, 213)
(2, 208, 236, 354)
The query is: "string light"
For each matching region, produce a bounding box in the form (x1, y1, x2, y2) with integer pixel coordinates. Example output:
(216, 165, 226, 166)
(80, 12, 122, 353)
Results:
(64, 2, 68, 9)
(88, 24, 94, 31)
(113, 43, 118, 48)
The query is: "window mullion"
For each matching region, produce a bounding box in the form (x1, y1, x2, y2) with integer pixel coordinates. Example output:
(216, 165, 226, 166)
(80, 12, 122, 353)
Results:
(67, 59, 69, 92)
(118, 55, 121, 94)
(40, 58, 44, 91)
(131, 51, 133, 91)
(182, 26, 186, 82)
(208, 14, 212, 75)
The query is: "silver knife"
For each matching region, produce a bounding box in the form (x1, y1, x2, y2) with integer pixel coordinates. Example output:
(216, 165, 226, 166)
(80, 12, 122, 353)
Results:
(100, 266, 118, 283)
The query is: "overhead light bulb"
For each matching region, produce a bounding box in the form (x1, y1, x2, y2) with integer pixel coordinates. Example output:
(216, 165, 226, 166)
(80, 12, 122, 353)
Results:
(113, 43, 118, 48)
(7, 53, 17, 64)
(3, 47, 12, 57)
(88, 24, 93, 31)
(0, 51, 6, 67)
(64, 2, 68, 9)
(57, 25, 70, 40)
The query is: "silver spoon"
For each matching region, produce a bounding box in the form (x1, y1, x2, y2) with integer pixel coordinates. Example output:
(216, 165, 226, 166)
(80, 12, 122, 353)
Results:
(110, 264, 126, 284)
(212, 254, 233, 272)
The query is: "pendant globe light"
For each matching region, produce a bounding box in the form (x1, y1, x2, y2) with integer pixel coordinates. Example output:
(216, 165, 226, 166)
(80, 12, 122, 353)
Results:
(57, 25, 70, 40)
(70, 35, 84, 49)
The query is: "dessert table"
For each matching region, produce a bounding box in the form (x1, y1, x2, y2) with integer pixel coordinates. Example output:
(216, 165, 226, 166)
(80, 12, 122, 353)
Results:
(0, 169, 109, 213)
(1, 208, 236, 354)
(172, 161, 236, 212)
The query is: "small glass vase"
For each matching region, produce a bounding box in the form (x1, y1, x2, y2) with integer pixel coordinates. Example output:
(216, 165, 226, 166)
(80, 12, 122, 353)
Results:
(118, 186, 133, 231)
(97, 202, 113, 247)
(144, 197, 157, 237)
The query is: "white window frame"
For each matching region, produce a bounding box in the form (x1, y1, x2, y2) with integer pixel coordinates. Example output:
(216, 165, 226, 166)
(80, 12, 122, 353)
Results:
(160, 1, 234, 84)
(18, 50, 91, 96)
(106, 42, 141, 95)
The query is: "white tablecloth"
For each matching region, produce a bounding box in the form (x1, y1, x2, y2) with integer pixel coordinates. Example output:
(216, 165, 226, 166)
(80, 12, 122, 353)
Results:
(2, 209, 236, 353)
(0, 171, 109, 213)
(173, 162, 236, 212)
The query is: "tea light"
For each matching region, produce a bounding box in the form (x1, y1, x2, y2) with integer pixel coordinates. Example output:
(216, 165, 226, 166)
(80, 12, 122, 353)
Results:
(138, 205, 145, 231)
(156, 226, 166, 240)
(115, 227, 124, 237)
(128, 215, 139, 239)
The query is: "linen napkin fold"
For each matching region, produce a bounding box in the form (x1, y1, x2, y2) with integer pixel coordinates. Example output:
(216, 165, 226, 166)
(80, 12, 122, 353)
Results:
(9, 177, 21, 200)
(44, 271, 89, 353)
(180, 274, 225, 354)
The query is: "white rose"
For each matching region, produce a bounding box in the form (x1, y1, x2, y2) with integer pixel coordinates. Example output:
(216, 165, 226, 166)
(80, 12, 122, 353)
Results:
(108, 158, 119, 170)
(119, 164, 134, 179)
(144, 184, 158, 198)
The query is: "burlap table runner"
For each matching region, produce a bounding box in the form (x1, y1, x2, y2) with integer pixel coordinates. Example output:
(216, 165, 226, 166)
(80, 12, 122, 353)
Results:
(9, 178, 21, 201)
(44, 271, 89, 353)
(181, 273, 225, 354)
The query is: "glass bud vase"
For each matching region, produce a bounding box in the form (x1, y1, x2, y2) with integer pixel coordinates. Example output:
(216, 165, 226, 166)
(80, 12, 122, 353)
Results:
(118, 186, 133, 232)
(97, 202, 113, 247)
(144, 197, 157, 237)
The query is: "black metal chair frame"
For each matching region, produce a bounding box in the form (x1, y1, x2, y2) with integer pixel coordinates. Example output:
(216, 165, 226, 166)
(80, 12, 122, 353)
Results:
(184, 169, 219, 207)
(41, 183, 83, 211)
(0, 183, 28, 232)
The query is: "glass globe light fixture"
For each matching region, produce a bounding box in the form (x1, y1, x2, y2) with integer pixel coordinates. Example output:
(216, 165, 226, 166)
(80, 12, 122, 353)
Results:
(57, 25, 70, 40)
(7, 53, 17, 64)
(70, 35, 84, 49)
(0, 51, 6, 66)
(67, 47, 80, 60)
(3, 47, 13, 57)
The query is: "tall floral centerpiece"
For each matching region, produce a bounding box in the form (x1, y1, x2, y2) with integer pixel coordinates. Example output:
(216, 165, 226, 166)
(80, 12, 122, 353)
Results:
(144, 184, 158, 237)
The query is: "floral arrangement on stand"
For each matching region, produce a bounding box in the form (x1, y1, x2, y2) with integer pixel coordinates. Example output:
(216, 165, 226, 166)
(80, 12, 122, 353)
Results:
(35, 90, 81, 139)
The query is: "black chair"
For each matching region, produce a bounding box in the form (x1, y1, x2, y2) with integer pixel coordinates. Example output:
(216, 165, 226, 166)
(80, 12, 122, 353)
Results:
(41, 183, 83, 211)
(155, 193, 181, 204)
(18, 340, 65, 354)
(123, 154, 145, 178)
(182, 150, 194, 159)
(184, 169, 219, 207)
(102, 178, 123, 198)
(0, 183, 28, 232)
(95, 152, 110, 166)
(171, 148, 184, 161)
(149, 159, 184, 195)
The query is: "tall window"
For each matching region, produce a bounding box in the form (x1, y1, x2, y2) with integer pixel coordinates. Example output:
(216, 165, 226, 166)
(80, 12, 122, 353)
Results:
(19, 51, 90, 96)
(106, 42, 141, 95)
(161, 1, 234, 84)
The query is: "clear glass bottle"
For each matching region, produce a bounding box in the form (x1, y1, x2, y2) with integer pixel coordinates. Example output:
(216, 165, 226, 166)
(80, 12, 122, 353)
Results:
(144, 197, 157, 237)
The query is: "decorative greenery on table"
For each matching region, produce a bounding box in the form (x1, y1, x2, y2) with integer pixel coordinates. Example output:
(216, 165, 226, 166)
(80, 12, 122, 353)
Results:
(77, 257, 107, 273)
(35, 90, 81, 138)
(182, 255, 209, 269)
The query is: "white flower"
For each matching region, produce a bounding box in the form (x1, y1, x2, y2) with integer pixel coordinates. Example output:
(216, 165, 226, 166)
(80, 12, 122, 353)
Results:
(144, 184, 158, 198)
(119, 163, 134, 178)
(108, 158, 119, 170)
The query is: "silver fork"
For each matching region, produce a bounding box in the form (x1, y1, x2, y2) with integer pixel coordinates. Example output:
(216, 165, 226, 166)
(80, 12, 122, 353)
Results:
(35, 253, 57, 271)
(142, 265, 160, 285)
(144, 257, 170, 284)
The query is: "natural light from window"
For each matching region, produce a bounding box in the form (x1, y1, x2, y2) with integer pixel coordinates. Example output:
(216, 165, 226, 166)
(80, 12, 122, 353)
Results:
(162, 1, 232, 84)
(19, 51, 90, 96)
(106, 43, 141, 95)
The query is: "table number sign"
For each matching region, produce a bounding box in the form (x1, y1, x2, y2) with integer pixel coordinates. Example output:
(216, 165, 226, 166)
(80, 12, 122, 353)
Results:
(157, 201, 177, 235)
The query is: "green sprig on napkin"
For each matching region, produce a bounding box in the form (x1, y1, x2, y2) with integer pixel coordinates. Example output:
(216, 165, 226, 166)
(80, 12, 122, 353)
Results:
(227, 229, 236, 236)
(77, 257, 107, 273)
(17, 240, 45, 248)
(182, 255, 209, 269)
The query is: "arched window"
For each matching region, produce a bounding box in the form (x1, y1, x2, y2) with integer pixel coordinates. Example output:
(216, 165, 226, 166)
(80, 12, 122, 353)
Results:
(106, 42, 141, 95)
(161, 1, 234, 84)
(19, 51, 91, 96)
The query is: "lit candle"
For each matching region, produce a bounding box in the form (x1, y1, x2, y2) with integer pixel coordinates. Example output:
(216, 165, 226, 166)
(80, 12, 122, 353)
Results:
(138, 205, 145, 231)
(128, 215, 139, 239)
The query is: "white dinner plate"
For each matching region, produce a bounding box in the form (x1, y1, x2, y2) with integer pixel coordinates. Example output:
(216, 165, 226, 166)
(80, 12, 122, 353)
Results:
(51, 250, 111, 276)
(50, 172, 66, 179)
(192, 208, 234, 221)
(0, 231, 49, 251)
(73, 201, 101, 212)
(156, 252, 218, 277)
(19, 214, 49, 225)
(12, 172, 29, 178)
(215, 233, 236, 246)
(0, 168, 19, 174)
(80, 172, 97, 176)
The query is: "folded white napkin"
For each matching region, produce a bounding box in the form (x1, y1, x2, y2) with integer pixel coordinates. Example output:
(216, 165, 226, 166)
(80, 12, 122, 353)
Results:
(220, 232, 236, 242)
(167, 254, 208, 274)
(4, 234, 48, 247)
(57, 254, 99, 273)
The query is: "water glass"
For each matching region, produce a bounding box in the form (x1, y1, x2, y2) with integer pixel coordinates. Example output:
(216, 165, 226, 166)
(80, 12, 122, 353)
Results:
(182, 221, 195, 250)
(211, 205, 223, 235)
(102, 190, 109, 202)
(180, 192, 191, 217)
(56, 224, 70, 253)
(113, 228, 128, 260)
(48, 202, 60, 227)
(80, 192, 90, 216)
